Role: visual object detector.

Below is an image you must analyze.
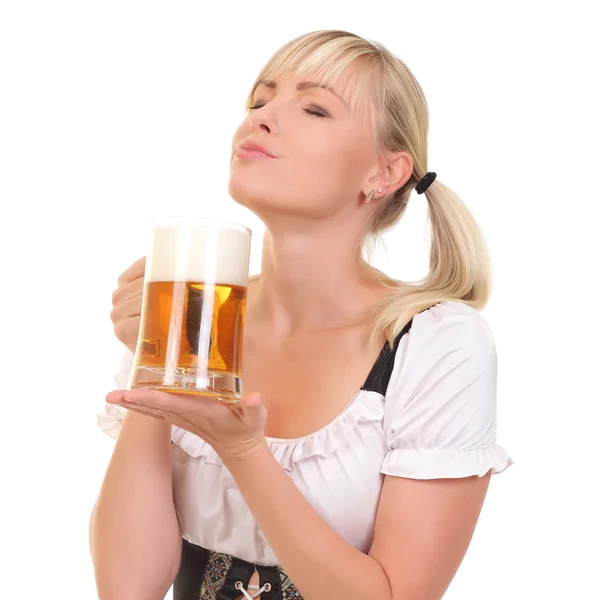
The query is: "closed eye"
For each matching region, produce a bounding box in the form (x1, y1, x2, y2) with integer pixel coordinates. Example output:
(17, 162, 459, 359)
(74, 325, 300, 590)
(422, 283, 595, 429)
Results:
(248, 102, 329, 118)
(303, 107, 328, 118)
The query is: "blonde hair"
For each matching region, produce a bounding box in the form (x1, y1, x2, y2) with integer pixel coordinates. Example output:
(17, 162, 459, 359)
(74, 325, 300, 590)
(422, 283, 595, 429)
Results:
(246, 30, 493, 347)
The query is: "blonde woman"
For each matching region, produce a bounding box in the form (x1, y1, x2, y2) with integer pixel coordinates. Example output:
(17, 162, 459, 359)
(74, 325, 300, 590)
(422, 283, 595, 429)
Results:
(91, 30, 514, 600)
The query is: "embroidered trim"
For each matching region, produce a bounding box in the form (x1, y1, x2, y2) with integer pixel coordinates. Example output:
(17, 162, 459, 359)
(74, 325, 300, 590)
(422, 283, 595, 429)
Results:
(199, 552, 233, 600)
(277, 566, 303, 599)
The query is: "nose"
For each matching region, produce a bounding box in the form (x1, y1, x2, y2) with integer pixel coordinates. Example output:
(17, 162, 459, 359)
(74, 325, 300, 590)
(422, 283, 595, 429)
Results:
(249, 106, 273, 135)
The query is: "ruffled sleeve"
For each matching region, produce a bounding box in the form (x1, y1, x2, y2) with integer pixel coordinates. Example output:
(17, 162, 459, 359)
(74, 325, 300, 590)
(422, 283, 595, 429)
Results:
(97, 348, 183, 445)
(381, 301, 514, 479)
(96, 347, 133, 439)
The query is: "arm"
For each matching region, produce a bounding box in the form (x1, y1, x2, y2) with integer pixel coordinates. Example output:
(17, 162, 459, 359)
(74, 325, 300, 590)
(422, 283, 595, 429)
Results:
(369, 472, 491, 599)
(224, 445, 490, 600)
(90, 411, 182, 600)
(224, 307, 511, 600)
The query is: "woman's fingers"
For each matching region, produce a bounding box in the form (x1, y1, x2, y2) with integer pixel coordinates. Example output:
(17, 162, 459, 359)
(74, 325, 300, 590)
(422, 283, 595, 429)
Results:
(117, 257, 146, 286)
(124, 405, 166, 420)
(113, 315, 141, 351)
(106, 392, 167, 421)
(111, 277, 145, 306)
(110, 293, 143, 323)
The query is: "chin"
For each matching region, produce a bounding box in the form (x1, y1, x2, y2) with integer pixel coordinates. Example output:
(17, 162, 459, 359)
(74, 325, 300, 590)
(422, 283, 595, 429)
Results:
(227, 177, 289, 222)
(228, 171, 331, 219)
(228, 175, 270, 210)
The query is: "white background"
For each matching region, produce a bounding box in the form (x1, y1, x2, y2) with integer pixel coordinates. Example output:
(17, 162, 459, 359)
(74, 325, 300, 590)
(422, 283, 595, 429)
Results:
(1, 1, 598, 598)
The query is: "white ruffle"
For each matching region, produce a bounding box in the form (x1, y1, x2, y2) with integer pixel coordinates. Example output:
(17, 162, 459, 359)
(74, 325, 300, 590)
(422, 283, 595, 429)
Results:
(170, 427, 222, 464)
(97, 403, 128, 440)
(97, 403, 193, 454)
(267, 392, 384, 472)
(380, 445, 514, 479)
(169, 391, 384, 472)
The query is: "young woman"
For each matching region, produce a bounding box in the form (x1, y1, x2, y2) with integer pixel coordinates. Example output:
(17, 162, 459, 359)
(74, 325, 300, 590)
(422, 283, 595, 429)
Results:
(91, 29, 513, 600)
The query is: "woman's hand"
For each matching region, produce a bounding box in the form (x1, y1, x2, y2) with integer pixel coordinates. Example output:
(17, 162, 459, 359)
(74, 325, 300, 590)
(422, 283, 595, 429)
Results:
(110, 257, 146, 353)
(106, 389, 267, 461)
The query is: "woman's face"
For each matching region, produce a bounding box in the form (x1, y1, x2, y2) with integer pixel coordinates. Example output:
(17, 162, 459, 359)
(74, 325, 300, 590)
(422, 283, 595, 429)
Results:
(228, 67, 380, 222)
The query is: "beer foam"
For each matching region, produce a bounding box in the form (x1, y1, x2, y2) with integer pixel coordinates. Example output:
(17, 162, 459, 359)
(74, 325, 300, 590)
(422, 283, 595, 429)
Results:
(146, 223, 251, 286)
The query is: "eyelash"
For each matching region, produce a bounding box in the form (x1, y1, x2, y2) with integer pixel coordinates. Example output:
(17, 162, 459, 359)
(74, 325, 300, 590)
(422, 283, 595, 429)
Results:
(248, 103, 328, 118)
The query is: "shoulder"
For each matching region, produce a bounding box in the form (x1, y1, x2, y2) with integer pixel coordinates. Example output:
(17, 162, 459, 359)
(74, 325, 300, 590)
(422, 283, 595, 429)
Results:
(383, 301, 497, 417)
(405, 300, 496, 356)
(378, 301, 513, 480)
(365, 301, 495, 399)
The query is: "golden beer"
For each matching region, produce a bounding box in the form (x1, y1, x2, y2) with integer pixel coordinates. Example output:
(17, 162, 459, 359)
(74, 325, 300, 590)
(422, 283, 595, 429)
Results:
(129, 218, 251, 403)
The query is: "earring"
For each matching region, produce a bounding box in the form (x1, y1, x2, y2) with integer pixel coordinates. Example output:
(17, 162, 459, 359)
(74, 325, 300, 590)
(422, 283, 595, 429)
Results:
(365, 189, 383, 204)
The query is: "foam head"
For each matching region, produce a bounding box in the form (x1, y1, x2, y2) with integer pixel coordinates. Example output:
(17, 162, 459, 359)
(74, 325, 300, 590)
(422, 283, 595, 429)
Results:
(146, 221, 251, 286)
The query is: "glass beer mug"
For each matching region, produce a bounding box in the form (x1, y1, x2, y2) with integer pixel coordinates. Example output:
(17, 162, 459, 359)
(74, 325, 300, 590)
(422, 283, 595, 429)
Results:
(129, 217, 252, 404)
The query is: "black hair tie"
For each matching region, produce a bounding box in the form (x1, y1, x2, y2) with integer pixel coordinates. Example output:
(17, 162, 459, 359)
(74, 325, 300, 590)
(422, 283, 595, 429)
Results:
(415, 171, 437, 194)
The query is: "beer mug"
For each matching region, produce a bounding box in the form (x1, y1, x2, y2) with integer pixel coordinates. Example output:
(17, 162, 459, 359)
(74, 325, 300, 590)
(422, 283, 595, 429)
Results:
(129, 217, 252, 404)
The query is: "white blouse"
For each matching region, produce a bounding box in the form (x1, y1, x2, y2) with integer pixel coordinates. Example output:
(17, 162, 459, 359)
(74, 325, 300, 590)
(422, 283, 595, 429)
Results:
(97, 300, 513, 566)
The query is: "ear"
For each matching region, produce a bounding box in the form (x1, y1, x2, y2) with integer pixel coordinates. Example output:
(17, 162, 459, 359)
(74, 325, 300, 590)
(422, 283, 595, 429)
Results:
(364, 151, 413, 199)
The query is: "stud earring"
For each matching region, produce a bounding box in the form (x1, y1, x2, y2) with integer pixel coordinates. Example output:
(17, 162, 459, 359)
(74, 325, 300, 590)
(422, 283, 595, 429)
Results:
(365, 189, 383, 204)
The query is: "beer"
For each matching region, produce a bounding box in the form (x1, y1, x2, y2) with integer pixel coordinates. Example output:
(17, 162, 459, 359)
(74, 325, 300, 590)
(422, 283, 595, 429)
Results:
(129, 218, 251, 403)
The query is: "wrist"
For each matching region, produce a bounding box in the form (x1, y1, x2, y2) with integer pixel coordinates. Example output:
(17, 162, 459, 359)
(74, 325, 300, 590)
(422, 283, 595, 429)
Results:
(122, 410, 172, 437)
(218, 436, 270, 467)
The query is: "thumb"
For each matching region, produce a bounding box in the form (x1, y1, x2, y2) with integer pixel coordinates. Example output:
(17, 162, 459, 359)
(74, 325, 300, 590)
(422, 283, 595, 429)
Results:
(241, 392, 263, 409)
(241, 392, 267, 425)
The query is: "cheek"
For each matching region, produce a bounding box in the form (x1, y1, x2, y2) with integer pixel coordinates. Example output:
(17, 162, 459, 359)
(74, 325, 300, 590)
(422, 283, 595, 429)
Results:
(286, 125, 356, 181)
(228, 125, 368, 214)
(302, 134, 367, 199)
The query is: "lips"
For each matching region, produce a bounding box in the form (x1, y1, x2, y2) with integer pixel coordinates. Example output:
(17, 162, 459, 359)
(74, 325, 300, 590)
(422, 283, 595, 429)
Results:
(236, 140, 276, 158)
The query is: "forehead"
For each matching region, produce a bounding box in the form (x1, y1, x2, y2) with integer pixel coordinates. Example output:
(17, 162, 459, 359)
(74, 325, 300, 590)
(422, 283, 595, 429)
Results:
(251, 61, 375, 120)
(255, 67, 353, 95)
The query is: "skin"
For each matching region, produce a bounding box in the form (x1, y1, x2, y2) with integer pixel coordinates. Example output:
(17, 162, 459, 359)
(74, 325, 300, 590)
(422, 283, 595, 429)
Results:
(107, 65, 492, 600)
(228, 67, 412, 337)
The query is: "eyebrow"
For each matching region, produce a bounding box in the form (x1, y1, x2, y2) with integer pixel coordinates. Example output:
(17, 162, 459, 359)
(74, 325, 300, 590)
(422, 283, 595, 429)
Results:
(255, 79, 349, 108)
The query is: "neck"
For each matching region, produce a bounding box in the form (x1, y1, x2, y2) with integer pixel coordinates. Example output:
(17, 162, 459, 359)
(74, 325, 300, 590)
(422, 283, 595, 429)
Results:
(249, 226, 384, 337)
